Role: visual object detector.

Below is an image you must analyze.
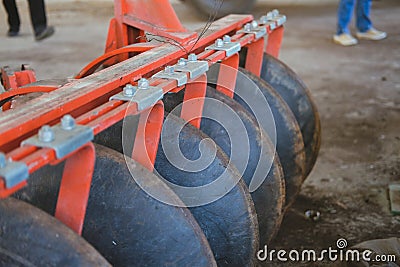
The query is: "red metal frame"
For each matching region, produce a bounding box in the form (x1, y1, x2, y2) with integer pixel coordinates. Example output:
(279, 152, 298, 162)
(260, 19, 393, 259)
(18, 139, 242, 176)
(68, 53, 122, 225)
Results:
(180, 74, 207, 128)
(132, 101, 164, 171)
(54, 143, 95, 234)
(216, 53, 240, 98)
(245, 38, 265, 76)
(0, 0, 284, 235)
(1, 65, 36, 90)
(266, 26, 284, 58)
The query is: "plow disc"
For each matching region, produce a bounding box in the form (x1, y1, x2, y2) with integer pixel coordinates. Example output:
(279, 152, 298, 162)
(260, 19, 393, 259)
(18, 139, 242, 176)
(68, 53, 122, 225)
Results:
(0, 197, 110, 266)
(235, 68, 306, 209)
(260, 53, 321, 177)
(94, 114, 259, 266)
(163, 88, 286, 244)
(155, 114, 259, 266)
(14, 144, 217, 267)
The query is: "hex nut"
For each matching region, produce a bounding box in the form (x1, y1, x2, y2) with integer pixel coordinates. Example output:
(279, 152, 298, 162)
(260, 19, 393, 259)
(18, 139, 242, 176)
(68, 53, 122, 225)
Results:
(38, 125, 55, 143)
(61, 115, 76, 130)
(123, 84, 136, 97)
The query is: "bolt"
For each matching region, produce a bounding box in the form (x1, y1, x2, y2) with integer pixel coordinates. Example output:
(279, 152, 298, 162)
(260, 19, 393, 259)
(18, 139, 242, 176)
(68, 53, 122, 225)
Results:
(244, 23, 251, 31)
(215, 38, 224, 48)
(188, 53, 197, 62)
(260, 15, 269, 24)
(61, 115, 75, 130)
(266, 9, 279, 20)
(251, 20, 258, 29)
(123, 84, 136, 97)
(165, 66, 175, 74)
(138, 78, 149, 90)
(0, 153, 6, 168)
(38, 125, 55, 143)
(272, 9, 279, 17)
(177, 58, 187, 66)
(223, 35, 231, 43)
(277, 15, 287, 25)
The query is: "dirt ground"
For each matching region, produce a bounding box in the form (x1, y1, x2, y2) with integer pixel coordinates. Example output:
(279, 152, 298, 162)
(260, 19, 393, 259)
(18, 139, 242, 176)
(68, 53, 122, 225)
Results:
(1, 0, 400, 266)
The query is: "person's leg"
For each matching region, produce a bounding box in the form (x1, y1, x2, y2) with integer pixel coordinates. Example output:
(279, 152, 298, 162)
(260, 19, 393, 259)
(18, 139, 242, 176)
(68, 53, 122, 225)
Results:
(27, 0, 47, 35)
(355, 0, 372, 33)
(355, 0, 386, 40)
(2, 0, 20, 34)
(337, 0, 356, 35)
(27, 0, 54, 40)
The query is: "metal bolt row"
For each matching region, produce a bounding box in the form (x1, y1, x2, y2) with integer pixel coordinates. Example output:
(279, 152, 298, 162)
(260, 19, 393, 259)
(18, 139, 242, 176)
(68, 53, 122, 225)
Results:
(127, 53, 199, 87)
(244, 20, 260, 32)
(259, 9, 285, 26)
(37, 114, 77, 143)
(266, 9, 280, 21)
(215, 35, 233, 48)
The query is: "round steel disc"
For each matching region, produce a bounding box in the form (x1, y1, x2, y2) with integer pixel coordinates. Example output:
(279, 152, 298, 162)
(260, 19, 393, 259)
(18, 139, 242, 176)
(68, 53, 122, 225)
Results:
(260, 53, 321, 177)
(154, 114, 259, 267)
(14, 144, 217, 267)
(93, 108, 259, 265)
(202, 88, 286, 244)
(0, 197, 110, 267)
(236, 68, 306, 209)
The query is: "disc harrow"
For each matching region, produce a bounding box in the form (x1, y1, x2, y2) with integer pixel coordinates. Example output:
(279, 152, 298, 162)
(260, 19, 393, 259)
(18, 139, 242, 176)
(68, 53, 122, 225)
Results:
(0, 1, 321, 266)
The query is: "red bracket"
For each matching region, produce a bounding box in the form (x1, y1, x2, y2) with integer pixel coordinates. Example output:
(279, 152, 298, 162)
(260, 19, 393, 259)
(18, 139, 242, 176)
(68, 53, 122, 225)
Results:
(216, 53, 240, 98)
(54, 142, 95, 235)
(181, 75, 207, 129)
(266, 26, 284, 58)
(245, 38, 265, 76)
(132, 101, 164, 171)
(104, 0, 198, 65)
(1, 65, 37, 90)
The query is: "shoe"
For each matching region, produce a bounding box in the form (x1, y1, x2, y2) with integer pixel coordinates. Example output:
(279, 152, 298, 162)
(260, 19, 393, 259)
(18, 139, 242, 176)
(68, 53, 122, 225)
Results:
(333, 33, 358, 46)
(7, 29, 19, 37)
(356, 28, 387, 40)
(35, 26, 55, 41)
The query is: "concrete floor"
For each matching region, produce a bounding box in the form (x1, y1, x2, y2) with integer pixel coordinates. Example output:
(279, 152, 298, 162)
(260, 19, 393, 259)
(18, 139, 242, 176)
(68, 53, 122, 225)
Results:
(1, 0, 400, 266)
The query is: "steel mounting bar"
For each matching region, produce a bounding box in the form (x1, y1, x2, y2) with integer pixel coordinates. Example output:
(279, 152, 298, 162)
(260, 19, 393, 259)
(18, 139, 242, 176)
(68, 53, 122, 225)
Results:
(0, 15, 253, 150)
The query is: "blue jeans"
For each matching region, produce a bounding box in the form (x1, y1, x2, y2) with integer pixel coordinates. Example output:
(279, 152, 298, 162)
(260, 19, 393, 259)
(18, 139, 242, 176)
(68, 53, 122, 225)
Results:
(337, 0, 372, 35)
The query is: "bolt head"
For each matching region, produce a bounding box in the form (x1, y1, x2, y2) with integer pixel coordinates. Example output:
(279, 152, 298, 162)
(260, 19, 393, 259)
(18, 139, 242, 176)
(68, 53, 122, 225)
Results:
(260, 15, 269, 24)
(38, 125, 54, 143)
(244, 23, 251, 31)
(277, 15, 287, 25)
(165, 66, 175, 74)
(61, 115, 76, 130)
(223, 35, 231, 43)
(188, 53, 197, 62)
(123, 84, 136, 97)
(177, 58, 187, 66)
(251, 20, 258, 29)
(215, 38, 224, 48)
(266, 9, 279, 20)
(272, 9, 279, 17)
(138, 78, 149, 90)
(0, 153, 6, 168)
